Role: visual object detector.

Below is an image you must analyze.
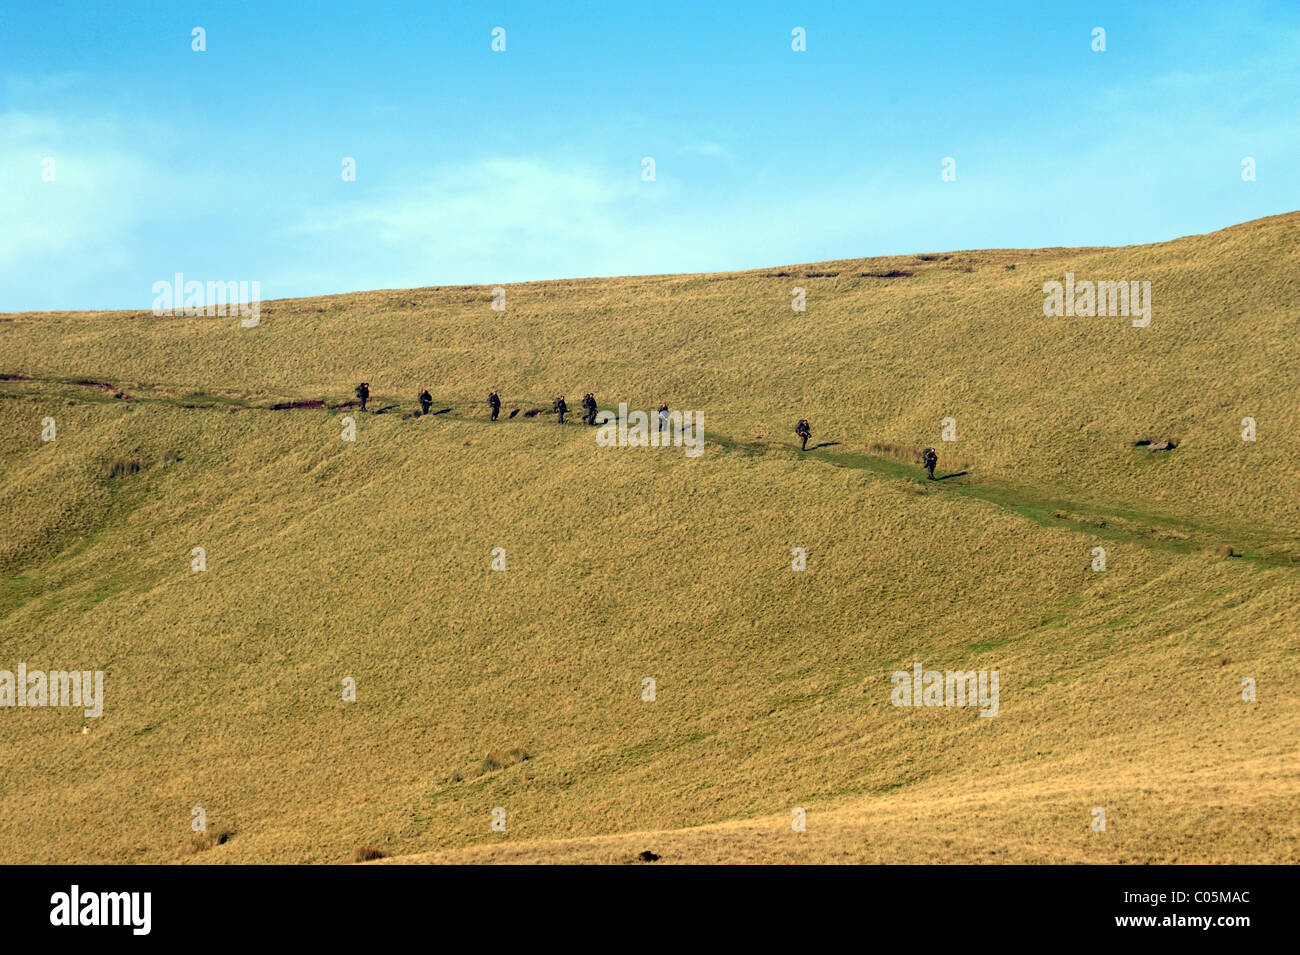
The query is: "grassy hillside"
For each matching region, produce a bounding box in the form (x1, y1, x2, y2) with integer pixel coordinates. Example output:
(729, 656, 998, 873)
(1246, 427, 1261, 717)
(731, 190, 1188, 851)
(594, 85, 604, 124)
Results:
(0, 212, 1296, 864)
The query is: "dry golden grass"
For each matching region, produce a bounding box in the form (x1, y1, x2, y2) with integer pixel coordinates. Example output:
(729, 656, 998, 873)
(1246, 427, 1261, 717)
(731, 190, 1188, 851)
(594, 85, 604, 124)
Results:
(0, 213, 1296, 863)
(387, 751, 1300, 864)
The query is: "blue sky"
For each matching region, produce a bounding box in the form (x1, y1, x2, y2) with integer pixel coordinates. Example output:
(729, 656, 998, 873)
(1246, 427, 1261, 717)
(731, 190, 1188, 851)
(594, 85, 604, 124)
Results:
(2, 0, 1297, 310)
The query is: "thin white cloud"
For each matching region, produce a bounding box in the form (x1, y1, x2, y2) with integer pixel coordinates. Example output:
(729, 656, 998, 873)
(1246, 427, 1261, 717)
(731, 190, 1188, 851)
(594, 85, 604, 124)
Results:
(280, 157, 680, 285)
(0, 111, 156, 268)
(678, 140, 731, 158)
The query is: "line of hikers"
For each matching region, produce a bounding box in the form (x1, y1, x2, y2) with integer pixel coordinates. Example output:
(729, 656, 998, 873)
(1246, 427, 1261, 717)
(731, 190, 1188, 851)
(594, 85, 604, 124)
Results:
(486, 391, 599, 424)
(393, 385, 603, 427)
(357, 383, 940, 479)
(492, 391, 657, 429)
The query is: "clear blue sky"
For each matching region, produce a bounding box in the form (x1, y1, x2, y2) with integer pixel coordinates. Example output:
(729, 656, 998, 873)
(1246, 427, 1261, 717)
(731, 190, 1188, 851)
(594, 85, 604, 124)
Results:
(2, 0, 1296, 310)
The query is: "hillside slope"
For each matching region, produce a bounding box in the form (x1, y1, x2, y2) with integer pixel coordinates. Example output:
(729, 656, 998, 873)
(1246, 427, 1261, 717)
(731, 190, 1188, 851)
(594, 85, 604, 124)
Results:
(0, 213, 1296, 863)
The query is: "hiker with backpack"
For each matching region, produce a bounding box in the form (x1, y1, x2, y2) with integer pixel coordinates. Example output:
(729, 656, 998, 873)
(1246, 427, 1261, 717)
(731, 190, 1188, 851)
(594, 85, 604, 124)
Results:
(555, 395, 568, 424)
(355, 382, 369, 412)
(658, 402, 670, 433)
(488, 391, 501, 421)
(582, 393, 598, 425)
(418, 389, 432, 416)
(795, 419, 811, 451)
(922, 447, 938, 480)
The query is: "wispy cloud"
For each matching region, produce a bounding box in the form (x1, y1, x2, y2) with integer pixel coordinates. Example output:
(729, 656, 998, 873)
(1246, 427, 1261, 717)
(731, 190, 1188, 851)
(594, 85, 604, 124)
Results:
(678, 140, 731, 159)
(280, 157, 685, 286)
(0, 111, 155, 269)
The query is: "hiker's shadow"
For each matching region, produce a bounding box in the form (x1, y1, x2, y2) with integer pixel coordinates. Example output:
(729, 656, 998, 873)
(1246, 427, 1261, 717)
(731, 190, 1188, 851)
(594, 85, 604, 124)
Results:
(809, 442, 840, 450)
(935, 471, 970, 481)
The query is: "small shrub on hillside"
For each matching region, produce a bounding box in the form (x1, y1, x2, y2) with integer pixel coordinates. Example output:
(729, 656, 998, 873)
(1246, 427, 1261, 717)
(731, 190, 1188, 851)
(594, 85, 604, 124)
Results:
(185, 828, 233, 854)
(478, 747, 531, 776)
(102, 456, 149, 479)
(866, 441, 925, 464)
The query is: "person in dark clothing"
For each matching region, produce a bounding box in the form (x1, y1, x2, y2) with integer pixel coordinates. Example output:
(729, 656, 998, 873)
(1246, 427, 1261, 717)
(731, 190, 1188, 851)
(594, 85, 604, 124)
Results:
(922, 447, 938, 480)
(555, 395, 568, 424)
(488, 391, 501, 421)
(582, 393, 598, 425)
(355, 382, 369, 412)
(418, 389, 432, 416)
(795, 419, 811, 451)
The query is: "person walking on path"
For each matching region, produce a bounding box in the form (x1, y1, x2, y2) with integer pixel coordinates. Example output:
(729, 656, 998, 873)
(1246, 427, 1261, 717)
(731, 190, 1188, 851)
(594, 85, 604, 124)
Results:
(922, 447, 938, 480)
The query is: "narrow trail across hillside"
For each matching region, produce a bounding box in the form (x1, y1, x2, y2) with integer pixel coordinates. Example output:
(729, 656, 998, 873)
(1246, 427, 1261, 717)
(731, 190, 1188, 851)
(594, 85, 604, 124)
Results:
(712, 434, 1296, 568)
(4, 374, 1296, 569)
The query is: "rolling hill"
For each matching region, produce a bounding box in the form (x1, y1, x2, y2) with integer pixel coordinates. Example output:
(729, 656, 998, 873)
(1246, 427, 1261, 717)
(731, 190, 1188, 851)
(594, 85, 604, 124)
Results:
(1, 211, 1297, 863)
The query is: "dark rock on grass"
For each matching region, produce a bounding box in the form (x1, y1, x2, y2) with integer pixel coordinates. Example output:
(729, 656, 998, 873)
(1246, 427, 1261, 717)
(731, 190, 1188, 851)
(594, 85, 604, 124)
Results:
(635, 850, 661, 863)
